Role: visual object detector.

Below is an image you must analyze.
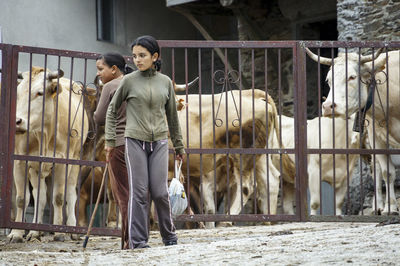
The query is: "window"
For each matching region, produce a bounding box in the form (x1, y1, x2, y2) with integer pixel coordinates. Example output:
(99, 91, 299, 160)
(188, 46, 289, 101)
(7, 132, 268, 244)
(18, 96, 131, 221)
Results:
(96, 0, 115, 42)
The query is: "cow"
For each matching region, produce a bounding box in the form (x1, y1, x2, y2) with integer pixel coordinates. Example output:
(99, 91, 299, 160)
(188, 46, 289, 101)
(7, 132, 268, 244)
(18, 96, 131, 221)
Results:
(8, 67, 89, 243)
(306, 47, 400, 215)
(170, 89, 281, 227)
(273, 114, 362, 215)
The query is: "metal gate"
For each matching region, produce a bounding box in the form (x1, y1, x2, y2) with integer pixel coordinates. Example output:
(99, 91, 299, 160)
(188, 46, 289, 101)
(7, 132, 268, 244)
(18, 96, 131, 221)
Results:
(0, 41, 399, 238)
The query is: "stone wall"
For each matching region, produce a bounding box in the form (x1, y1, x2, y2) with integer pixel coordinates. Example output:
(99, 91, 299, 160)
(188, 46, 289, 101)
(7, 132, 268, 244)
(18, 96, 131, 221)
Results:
(338, 0, 400, 41)
(337, 0, 400, 215)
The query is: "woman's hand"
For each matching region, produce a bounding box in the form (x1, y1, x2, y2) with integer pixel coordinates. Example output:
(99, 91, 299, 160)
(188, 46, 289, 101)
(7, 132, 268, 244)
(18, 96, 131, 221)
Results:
(175, 153, 184, 162)
(105, 146, 114, 162)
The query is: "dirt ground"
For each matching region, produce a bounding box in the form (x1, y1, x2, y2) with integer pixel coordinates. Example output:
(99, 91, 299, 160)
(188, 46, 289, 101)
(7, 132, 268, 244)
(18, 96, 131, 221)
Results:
(0, 221, 399, 265)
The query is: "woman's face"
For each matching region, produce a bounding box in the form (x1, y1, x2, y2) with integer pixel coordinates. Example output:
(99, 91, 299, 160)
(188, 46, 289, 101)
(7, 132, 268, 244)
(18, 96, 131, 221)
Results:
(96, 59, 115, 84)
(132, 45, 158, 71)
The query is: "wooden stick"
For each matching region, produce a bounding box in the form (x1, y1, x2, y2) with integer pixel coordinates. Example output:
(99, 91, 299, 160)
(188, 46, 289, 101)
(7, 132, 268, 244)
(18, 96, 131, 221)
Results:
(83, 163, 108, 249)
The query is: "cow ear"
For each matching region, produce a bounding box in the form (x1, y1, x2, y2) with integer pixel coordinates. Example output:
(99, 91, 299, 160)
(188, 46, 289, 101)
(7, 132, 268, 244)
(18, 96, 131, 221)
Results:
(176, 98, 186, 111)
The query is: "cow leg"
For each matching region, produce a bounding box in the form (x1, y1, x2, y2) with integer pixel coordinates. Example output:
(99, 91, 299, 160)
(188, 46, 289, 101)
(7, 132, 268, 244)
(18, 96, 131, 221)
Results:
(376, 156, 399, 215)
(201, 172, 217, 228)
(371, 160, 384, 214)
(52, 164, 67, 241)
(256, 155, 280, 216)
(78, 185, 89, 227)
(282, 180, 295, 215)
(308, 157, 321, 215)
(8, 162, 31, 243)
(65, 165, 80, 240)
(26, 167, 47, 241)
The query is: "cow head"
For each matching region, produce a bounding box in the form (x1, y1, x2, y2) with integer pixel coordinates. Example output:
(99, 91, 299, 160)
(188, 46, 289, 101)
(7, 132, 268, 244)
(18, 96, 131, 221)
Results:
(16, 67, 64, 134)
(305, 48, 385, 117)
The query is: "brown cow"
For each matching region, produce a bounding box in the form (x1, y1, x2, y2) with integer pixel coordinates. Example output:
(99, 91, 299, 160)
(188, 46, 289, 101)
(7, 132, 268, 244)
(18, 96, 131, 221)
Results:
(170, 89, 281, 227)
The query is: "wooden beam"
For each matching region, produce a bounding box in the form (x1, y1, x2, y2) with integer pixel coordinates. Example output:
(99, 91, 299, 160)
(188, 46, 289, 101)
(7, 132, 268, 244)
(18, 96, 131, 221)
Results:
(175, 8, 248, 89)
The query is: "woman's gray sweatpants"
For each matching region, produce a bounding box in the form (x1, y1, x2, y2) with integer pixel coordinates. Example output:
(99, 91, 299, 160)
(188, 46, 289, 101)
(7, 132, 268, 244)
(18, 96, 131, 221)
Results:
(125, 137, 177, 249)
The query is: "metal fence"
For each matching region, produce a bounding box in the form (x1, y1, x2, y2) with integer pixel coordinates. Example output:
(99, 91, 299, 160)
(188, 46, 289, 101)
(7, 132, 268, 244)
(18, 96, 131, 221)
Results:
(0, 41, 399, 239)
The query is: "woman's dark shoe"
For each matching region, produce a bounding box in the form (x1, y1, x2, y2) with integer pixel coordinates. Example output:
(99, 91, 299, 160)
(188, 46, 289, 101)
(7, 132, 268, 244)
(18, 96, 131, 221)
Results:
(164, 240, 177, 246)
(134, 243, 151, 249)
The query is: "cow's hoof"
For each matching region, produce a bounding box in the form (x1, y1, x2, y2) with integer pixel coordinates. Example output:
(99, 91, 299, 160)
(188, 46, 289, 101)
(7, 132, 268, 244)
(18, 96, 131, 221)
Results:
(107, 221, 118, 228)
(197, 222, 206, 229)
(53, 233, 66, 242)
(70, 233, 81, 240)
(205, 222, 215, 229)
(217, 222, 233, 227)
(26, 231, 41, 242)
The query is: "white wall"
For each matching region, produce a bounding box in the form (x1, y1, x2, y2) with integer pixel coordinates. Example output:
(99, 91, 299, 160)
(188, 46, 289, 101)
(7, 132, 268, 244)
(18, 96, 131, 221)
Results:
(0, 0, 200, 82)
(0, 0, 198, 52)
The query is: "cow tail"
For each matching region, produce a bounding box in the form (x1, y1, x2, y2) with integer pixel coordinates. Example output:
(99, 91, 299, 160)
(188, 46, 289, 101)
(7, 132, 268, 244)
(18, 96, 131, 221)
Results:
(267, 94, 280, 149)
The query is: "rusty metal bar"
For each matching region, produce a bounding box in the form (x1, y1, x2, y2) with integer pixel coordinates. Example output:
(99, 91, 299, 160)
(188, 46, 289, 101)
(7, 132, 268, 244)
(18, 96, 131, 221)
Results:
(0, 44, 14, 228)
(251, 48, 257, 214)
(7, 221, 120, 236)
(175, 214, 298, 222)
(211, 49, 217, 217)
(238, 48, 244, 214)
(295, 42, 308, 221)
(21, 53, 34, 224)
(264, 48, 271, 215)
(331, 47, 337, 216)
(13, 155, 105, 167)
(159, 40, 297, 49)
(198, 48, 204, 215)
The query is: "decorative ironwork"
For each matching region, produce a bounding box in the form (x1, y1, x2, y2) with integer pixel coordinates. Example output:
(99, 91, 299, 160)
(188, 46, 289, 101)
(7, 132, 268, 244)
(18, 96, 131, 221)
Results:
(68, 80, 100, 139)
(212, 69, 241, 127)
(353, 70, 388, 133)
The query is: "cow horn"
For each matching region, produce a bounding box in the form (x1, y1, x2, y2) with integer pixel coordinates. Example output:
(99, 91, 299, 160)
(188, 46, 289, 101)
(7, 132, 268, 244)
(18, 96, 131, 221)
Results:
(305, 48, 332, 66)
(47, 69, 64, 80)
(360, 48, 383, 63)
(174, 77, 200, 92)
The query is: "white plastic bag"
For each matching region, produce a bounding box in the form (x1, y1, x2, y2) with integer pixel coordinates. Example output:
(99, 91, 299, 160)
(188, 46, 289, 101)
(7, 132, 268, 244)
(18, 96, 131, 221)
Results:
(168, 160, 188, 217)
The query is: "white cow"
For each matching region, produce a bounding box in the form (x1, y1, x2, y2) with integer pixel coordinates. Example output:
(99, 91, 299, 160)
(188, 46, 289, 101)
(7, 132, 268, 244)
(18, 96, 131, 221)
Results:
(274, 114, 361, 215)
(306, 48, 400, 214)
(171, 89, 281, 227)
(8, 67, 88, 242)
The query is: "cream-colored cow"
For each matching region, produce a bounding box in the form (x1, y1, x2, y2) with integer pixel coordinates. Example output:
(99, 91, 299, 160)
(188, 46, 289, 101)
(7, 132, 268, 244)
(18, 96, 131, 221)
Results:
(274, 114, 361, 215)
(8, 67, 88, 242)
(306, 48, 400, 214)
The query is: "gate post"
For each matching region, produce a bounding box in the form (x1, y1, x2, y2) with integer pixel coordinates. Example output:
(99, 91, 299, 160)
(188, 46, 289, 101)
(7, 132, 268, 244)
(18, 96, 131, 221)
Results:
(0, 44, 18, 229)
(294, 42, 308, 221)
(0, 44, 14, 228)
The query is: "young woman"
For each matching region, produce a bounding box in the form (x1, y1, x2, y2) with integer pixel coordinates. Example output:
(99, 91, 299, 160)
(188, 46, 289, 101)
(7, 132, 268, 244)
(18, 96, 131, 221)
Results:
(105, 35, 185, 249)
(94, 52, 133, 249)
